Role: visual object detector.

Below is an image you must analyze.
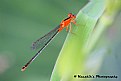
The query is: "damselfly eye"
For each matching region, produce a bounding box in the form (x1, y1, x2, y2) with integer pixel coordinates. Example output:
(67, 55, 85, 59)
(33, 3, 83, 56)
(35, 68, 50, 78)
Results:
(68, 13, 76, 18)
(73, 15, 76, 18)
(68, 13, 73, 17)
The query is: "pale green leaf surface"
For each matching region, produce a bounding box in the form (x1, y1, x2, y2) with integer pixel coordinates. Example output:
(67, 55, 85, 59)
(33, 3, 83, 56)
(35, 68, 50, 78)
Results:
(50, 0, 106, 81)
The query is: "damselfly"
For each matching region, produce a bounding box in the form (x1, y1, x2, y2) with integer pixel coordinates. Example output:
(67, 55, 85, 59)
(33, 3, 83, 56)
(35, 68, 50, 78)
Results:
(21, 13, 76, 71)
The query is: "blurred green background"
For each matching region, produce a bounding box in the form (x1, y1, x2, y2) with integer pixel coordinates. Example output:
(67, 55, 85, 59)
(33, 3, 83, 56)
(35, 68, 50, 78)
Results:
(0, 0, 88, 81)
(0, 0, 121, 81)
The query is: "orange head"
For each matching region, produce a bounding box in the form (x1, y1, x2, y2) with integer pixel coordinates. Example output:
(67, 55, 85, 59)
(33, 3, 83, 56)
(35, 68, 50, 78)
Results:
(68, 13, 76, 19)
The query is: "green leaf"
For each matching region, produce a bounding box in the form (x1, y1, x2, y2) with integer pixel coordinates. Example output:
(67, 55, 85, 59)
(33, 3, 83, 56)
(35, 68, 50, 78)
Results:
(50, 0, 106, 81)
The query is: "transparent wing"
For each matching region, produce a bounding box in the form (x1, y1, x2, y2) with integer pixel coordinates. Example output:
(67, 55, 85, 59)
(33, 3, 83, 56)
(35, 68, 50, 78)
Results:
(31, 25, 60, 50)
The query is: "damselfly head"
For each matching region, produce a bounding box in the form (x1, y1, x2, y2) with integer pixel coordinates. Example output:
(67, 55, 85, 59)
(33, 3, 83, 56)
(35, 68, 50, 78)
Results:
(68, 13, 76, 19)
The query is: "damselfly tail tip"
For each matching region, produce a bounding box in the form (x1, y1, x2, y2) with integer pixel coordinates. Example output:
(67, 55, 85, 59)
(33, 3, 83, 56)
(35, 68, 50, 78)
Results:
(21, 66, 27, 72)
